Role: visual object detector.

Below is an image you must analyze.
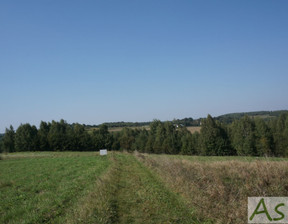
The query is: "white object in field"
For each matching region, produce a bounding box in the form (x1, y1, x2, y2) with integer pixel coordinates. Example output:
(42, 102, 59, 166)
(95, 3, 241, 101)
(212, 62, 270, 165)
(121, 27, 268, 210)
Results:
(100, 149, 107, 156)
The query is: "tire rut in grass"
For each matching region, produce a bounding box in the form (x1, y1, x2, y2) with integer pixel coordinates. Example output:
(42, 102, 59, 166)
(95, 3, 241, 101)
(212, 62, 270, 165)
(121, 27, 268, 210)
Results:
(113, 153, 199, 224)
(64, 153, 201, 223)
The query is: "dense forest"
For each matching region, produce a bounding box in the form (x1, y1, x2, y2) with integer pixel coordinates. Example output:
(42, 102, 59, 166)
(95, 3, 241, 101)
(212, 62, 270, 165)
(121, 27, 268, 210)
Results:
(1, 112, 288, 157)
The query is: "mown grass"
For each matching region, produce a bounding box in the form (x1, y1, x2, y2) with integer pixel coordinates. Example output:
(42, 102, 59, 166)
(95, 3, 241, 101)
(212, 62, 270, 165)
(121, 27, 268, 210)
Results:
(0, 151, 101, 160)
(136, 153, 288, 224)
(0, 152, 110, 224)
(113, 153, 206, 224)
(63, 154, 119, 224)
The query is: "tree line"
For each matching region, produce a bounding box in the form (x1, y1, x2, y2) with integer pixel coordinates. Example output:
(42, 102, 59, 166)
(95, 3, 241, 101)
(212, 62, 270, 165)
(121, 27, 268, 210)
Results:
(83, 117, 200, 129)
(215, 110, 287, 124)
(1, 113, 288, 157)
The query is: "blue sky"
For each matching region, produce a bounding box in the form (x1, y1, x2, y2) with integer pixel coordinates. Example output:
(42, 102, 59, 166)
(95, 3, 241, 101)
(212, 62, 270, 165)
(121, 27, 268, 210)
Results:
(1, 0, 288, 132)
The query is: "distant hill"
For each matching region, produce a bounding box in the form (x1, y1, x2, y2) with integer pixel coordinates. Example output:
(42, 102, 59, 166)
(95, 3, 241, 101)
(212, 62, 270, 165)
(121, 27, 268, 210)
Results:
(82, 110, 288, 130)
(83, 121, 151, 129)
(84, 117, 201, 130)
(214, 110, 288, 124)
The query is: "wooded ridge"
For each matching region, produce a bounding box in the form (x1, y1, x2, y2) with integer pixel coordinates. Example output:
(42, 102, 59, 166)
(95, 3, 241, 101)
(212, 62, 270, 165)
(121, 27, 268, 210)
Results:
(1, 110, 287, 157)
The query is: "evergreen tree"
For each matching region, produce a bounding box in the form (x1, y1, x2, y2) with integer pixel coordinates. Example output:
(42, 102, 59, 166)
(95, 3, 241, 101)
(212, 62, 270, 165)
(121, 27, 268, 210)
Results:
(3, 125, 15, 153)
(145, 134, 155, 153)
(144, 120, 162, 153)
(231, 116, 256, 156)
(273, 113, 288, 156)
(163, 122, 179, 154)
(192, 132, 201, 154)
(200, 115, 232, 156)
(180, 131, 194, 155)
(0, 135, 3, 153)
(153, 122, 165, 153)
(180, 130, 201, 155)
(217, 121, 235, 155)
(150, 119, 162, 136)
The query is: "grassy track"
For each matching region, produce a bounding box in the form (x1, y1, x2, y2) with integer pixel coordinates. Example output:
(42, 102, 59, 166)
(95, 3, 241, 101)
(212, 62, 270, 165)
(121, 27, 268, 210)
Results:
(112, 153, 203, 224)
(66, 153, 204, 223)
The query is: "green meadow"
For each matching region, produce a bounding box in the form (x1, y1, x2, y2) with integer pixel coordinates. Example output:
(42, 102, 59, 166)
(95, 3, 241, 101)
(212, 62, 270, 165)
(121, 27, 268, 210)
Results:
(1, 151, 288, 223)
(0, 152, 110, 223)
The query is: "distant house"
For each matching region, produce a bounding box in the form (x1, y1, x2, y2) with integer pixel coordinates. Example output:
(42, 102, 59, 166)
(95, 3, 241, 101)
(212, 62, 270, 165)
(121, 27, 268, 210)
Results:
(175, 124, 184, 128)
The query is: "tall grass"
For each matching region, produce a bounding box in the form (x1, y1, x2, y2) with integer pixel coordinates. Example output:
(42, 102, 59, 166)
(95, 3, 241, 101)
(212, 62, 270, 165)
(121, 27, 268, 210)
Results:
(135, 153, 288, 224)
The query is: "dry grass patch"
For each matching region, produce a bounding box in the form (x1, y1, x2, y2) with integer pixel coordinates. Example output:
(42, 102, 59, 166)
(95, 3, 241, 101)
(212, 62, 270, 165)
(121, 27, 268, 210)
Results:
(187, 126, 201, 133)
(135, 153, 288, 224)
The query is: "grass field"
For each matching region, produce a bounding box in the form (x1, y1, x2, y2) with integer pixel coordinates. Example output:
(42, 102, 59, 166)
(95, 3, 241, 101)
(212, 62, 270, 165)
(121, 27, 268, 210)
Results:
(135, 153, 288, 223)
(1, 151, 288, 223)
(0, 152, 110, 223)
(186, 126, 201, 133)
(86, 126, 151, 133)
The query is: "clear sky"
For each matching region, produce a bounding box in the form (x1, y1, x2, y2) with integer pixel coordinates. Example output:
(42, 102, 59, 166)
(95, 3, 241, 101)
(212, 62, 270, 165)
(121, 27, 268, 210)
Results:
(1, 0, 288, 132)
